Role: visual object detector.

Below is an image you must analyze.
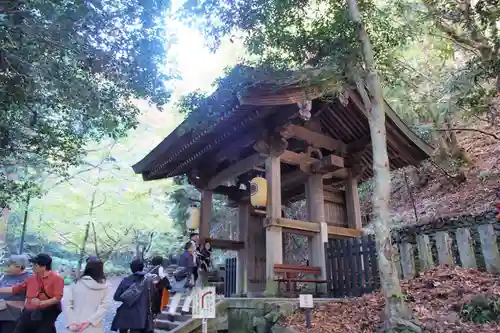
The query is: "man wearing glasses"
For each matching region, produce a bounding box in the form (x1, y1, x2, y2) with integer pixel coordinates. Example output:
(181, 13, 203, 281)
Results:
(0, 254, 31, 333)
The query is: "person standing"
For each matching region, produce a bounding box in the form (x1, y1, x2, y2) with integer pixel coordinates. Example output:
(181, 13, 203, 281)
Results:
(0, 255, 31, 333)
(149, 256, 171, 316)
(167, 242, 196, 319)
(0, 253, 64, 333)
(188, 232, 200, 283)
(64, 259, 110, 333)
(111, 259, 154, 333)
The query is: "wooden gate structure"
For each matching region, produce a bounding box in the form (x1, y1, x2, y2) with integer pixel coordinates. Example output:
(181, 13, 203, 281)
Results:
(325, 235, 380, 297)
(132, 66, 432, 296)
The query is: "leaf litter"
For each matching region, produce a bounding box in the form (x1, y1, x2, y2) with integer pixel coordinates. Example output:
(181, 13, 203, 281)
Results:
(283, 266, 500, 332)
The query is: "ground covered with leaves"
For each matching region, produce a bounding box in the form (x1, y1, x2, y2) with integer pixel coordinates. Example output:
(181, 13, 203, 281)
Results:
(361, 123, 500, 225)
(283, 266, 500, 332)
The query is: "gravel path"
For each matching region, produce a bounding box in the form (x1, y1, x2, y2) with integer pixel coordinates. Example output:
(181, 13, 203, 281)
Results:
(55, 277, 122, 333)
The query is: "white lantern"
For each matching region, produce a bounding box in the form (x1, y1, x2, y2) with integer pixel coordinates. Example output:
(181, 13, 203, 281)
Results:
(250, 177, 267, 207)
(186, 206, 200, 230)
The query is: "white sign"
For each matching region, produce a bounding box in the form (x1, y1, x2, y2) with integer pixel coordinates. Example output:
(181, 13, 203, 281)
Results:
(299, 294, 314, 308)
(192, 287, 216, 319)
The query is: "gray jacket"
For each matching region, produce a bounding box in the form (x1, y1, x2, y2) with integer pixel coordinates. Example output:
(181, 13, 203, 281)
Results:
(0, 271, 31, 321)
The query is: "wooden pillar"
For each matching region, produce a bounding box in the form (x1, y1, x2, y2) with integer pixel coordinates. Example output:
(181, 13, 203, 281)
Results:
(199, 190, 212, 244)
(265, 151, 283, 294)
(236, 201, 250, 295)
(345, 169, 362, 229)
(306, 173, 327, 283)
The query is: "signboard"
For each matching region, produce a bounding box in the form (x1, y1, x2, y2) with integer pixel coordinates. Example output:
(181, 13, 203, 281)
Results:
(299, 294, 314, 308)
(192, 287, 216, 319)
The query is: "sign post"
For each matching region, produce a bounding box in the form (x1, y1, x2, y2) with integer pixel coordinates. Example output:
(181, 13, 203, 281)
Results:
(192, 287, 216, 333)
(299, 294, 314, 329)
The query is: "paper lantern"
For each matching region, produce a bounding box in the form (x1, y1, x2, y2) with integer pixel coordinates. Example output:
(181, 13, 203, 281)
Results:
(186, 206, 200, 230)
(250, 177, 267, 207)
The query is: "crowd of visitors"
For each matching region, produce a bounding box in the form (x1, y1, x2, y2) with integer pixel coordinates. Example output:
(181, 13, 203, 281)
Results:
(0, 231, 212, 333)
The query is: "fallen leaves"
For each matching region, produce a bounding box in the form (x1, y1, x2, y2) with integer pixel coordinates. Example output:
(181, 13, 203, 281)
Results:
(282, 266, 500, 332)
(360, 123, 500, 225)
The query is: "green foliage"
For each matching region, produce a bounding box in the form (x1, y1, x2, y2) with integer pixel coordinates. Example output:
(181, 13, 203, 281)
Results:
(167, 176, 238, 250)
(0, 0, 174, 206)
(395, 0, 499, 120)
(25, 117, 178, 262)
(167, 175, 200, 236)
(460, 295, 500, 324)
(182, 0, 417, 77)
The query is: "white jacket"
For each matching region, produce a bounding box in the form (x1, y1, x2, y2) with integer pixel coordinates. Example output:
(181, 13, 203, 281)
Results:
(63, 276, 110, 333)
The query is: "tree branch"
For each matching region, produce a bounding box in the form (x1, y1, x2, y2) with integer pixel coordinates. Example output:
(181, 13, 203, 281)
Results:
(435, 128, 500, 141)
(41, 221, 83, 252)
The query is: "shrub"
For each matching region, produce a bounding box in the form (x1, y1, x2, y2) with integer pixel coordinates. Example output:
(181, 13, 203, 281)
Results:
(460, 295, 500, 324)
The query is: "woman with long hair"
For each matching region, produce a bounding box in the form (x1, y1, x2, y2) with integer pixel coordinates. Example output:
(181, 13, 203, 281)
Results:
(64, 258, 110, 333)
(150, 256, 171, 315)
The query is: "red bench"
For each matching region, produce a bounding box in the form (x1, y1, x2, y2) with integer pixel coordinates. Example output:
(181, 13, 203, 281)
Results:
(274, 264, 327, 295)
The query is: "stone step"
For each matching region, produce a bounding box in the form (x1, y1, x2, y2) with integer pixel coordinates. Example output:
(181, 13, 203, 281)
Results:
(157, 311, 191, 322)
(155, 318, 184, 330)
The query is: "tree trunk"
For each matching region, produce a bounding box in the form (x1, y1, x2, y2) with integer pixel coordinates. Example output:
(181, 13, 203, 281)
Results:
(346, 0, 420, 331)
(76, 221, 91, 278)
(76, 187, 97, 277)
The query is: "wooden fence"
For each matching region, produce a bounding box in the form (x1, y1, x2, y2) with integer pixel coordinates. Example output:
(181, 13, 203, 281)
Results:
(325, 235, 380, 297)
(324, 222, 500, 298)
(224, 257, 237, 297)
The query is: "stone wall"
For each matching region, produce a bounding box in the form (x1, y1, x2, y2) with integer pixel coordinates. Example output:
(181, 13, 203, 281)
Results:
(226, 299, 298, 333)
(389, 210, 500, 277)
(391, 210, 498, 244)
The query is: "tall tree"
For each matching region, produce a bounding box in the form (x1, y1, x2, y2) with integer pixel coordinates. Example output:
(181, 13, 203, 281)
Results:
(346, 0, 419, 330)
(0, 0, 174, 206)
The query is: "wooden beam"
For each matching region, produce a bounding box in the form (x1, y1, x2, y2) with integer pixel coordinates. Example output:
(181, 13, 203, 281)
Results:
(212, 185, 248, 200)
(345, 169, 362, 229)
(200, 190, 212, 245)
(325, 168, 349, 179)
(265, 141, 284, 284)
(207, 238, 244, 250)
(327, 225, 363, 238)
(280, 124, 346, 153)
(207, 153, 266, 190)
(237, 87, 323, 106)
(264, 217, 362, 238)
(214, 134, 256, 164)
(280, 150, 317, 166)
(324, 190, 345, 204)
(253, 137, 288, 156)
(310, 154, 344, 173)
(306, 173, 327, 280)
(280, 150, 344, 175)
(281, 169, 308, 189)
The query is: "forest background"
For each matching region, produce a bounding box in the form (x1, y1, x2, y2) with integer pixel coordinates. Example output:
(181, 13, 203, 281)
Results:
(0, 0, 498, 277)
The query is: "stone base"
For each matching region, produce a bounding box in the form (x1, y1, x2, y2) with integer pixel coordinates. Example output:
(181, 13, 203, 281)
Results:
(227, 299, 298, 333)
(263, 280, 279, 297)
